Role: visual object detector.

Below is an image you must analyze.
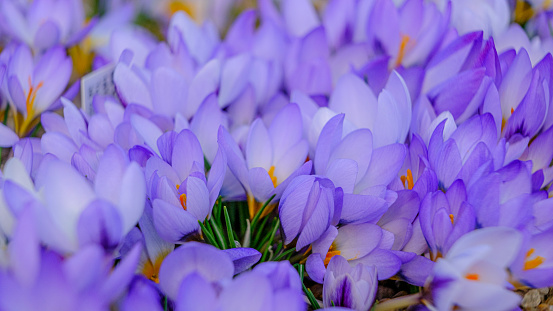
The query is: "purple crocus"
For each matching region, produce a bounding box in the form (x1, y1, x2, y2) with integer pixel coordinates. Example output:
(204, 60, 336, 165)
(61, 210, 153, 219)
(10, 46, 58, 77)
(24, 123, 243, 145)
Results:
(219, 103, 312, 218)
(1, 44, 72, 136)
(427, 227, 522, 311)
(144, 129, 226, 243)
(323, 255, 377, 311)
(279, 174, 342, 251)
(510, 228, 553, 288)
(0, 208, 142, 311)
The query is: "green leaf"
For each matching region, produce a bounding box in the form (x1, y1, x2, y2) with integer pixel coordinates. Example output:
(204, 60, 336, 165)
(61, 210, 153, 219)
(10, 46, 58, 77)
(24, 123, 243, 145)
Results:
(251, 194, 276, 229)
(223, 206, 235, 248)
(273, 247, 295, 261)
(209, 216, 228, 249)
(198, 220, 220, 248)
(260, 218, 280, 262)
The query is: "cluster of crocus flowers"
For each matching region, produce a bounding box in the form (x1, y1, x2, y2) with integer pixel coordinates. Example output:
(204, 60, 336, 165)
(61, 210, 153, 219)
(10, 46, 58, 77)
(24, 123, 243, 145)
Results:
(2, 0, 553, 310)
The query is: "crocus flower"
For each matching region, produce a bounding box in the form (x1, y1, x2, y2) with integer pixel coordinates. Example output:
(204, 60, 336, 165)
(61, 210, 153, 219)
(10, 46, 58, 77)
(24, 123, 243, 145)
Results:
(144, 129, 226, 243)
(448, 0, 510, 39)
(219, 103, 312, 218)
(0, 0, 91, 52)
(306, 223, 406, 282)
(427, 227, 522, 311)
(0, 208, 142, 311)
(419, 180, 476, 260)
(1, 44, 72, 136)
(174, 258, 305, 311)
(322, 255, 377, 311)
(510, 228, 553, 288)
(279, 174, 342, 251)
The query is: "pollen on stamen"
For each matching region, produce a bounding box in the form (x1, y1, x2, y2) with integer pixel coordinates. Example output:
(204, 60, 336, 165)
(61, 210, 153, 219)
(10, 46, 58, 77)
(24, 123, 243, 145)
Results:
(179, 193, 187, 210)
(465, 273, 479, 281)
(400, 169, 414, 190)
(511, 107, 514, 114)
(394, 35, 410, 67)
(449, 214, 454, 224)
(268, 165, 278, 188)
(524, 248, 545, 270)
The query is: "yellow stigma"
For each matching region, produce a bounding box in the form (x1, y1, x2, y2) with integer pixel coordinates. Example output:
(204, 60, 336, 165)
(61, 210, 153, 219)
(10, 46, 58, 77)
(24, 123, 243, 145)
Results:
(268, 166, 278, 188)
(141, 253, 167, 283)
(394, 34, 410, 67)
(514, 0, 534, 24)
(400, 169, 414, 190)
(465, 273, 479, 281)
(323, 243, 341, 267)
(524, 248, 545, 270)
(449, 214, 454, 224)
(167, 1, 196, 19)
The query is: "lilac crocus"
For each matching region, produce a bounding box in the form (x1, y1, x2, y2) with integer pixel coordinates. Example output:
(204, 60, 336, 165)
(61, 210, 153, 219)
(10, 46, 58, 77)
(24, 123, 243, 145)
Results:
(219, 103, 312, 218)
(279, 174, 342, 251)
(420, 180, 476, 260)
(305, 223, 406, 282)
(0, 0, 91, 52)
(144, 129, 226, 242)
(427, 227, 522, 311)
(510, 228, 553, 288)
(0, 208, 142, 311)
(323, 255, 377, 311)
(1, 44, 72, 136)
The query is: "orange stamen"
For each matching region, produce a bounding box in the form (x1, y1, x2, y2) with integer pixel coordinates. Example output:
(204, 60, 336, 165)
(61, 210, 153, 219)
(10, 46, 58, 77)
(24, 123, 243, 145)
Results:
(524, 248, 545, 270)
(449, 214, 454, 224)
(268, 166, 277, 188)
(511, 107, 514, 115)
(395, 35, 410, 67)
(179, 193, 187, 210)
(323, 244, 341, 267)
(400, 169, 414, 190)
(465, 273, 479, 281)
(141, 254, 167, 283)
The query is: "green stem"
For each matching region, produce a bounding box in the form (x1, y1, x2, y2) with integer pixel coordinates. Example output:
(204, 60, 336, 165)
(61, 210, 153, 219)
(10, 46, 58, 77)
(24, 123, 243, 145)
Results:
(372, 293, 422, 311)
(223, 206, 235, 248)
(209, 217, 228, 249)
(251, 194, 276, 229)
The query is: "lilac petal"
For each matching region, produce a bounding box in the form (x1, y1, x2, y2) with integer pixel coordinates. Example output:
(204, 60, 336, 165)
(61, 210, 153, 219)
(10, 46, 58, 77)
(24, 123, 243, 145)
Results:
(95, 144, 127, 203)
(40, 132, 78, 163)
(118, 162, 146, 233)
(225, 10, 256, 54)
(328, 73, 377, 130)
(269, 104, 303, 163)
(88, 115, 115, 149)
(159, 242, 234, 300)
(40, 159, 96, 248)
(356, 143, 406, 191)
(314, 113, 345, 175)
(312, 225, 339, 256)
(330, 128, 373, 184)
(176, 272, 218, 311)
(217, 127, 247, 182)
(222, 248, 262, 274)
(64, 245, 104, 292)
(153, 199, 199, 243)
(113, 63, 152, 109)
(351, 249, 402, 280)
(499, 48, 532, 120)
(273, 289, 306, 311)
(151, 67, 187, 117)
(41, 111, 70, 136)
(33, 20, 60, 50)
(207, 145, 227, 207)
(131, 115, 162, 156)
(101, 243, 142, 301)
(219, 273, 273, 311)
(340, 193, 388, 224)
(172, 129, 204, 181)
(219, 54, 252, 108)
(335, 223, 382, 259)
(248, 167, 276, 202)
(185, 176, 210, 221)
(273, 140, 309, 185)
(8, 208, 39, 287)
(191, 93, 228, 162)
(297, 187, 333, 250)
(325, 158, 358, 193)
(282, 0, 319, 37)
(123, 277, 164, 311)
(246, 119, 273, 170)
(306, 254, 326, 283)
(399, 255, 434, 286)
(0, 122, 18, 147)
(77, 200, 123, 251)
(186, 60, 221, 119)
(139, 201, 174, 265)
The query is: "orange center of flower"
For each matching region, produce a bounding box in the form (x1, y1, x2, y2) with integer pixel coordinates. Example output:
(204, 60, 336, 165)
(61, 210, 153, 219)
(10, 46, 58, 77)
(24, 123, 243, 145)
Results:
(176, 184, 187, 210)
(167, 1, 196, 19)
(465, 273, 479, 281)
(514, 0, 534, 24)
(268, 165, 278, 188)
(449, 214, 454, 224)
(524, 248, 545, 270)
(141, 253, 167, 283)
(395, 35, 410, 67)
(400, 169, 414, 190)
(324, 243, 341, 267)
